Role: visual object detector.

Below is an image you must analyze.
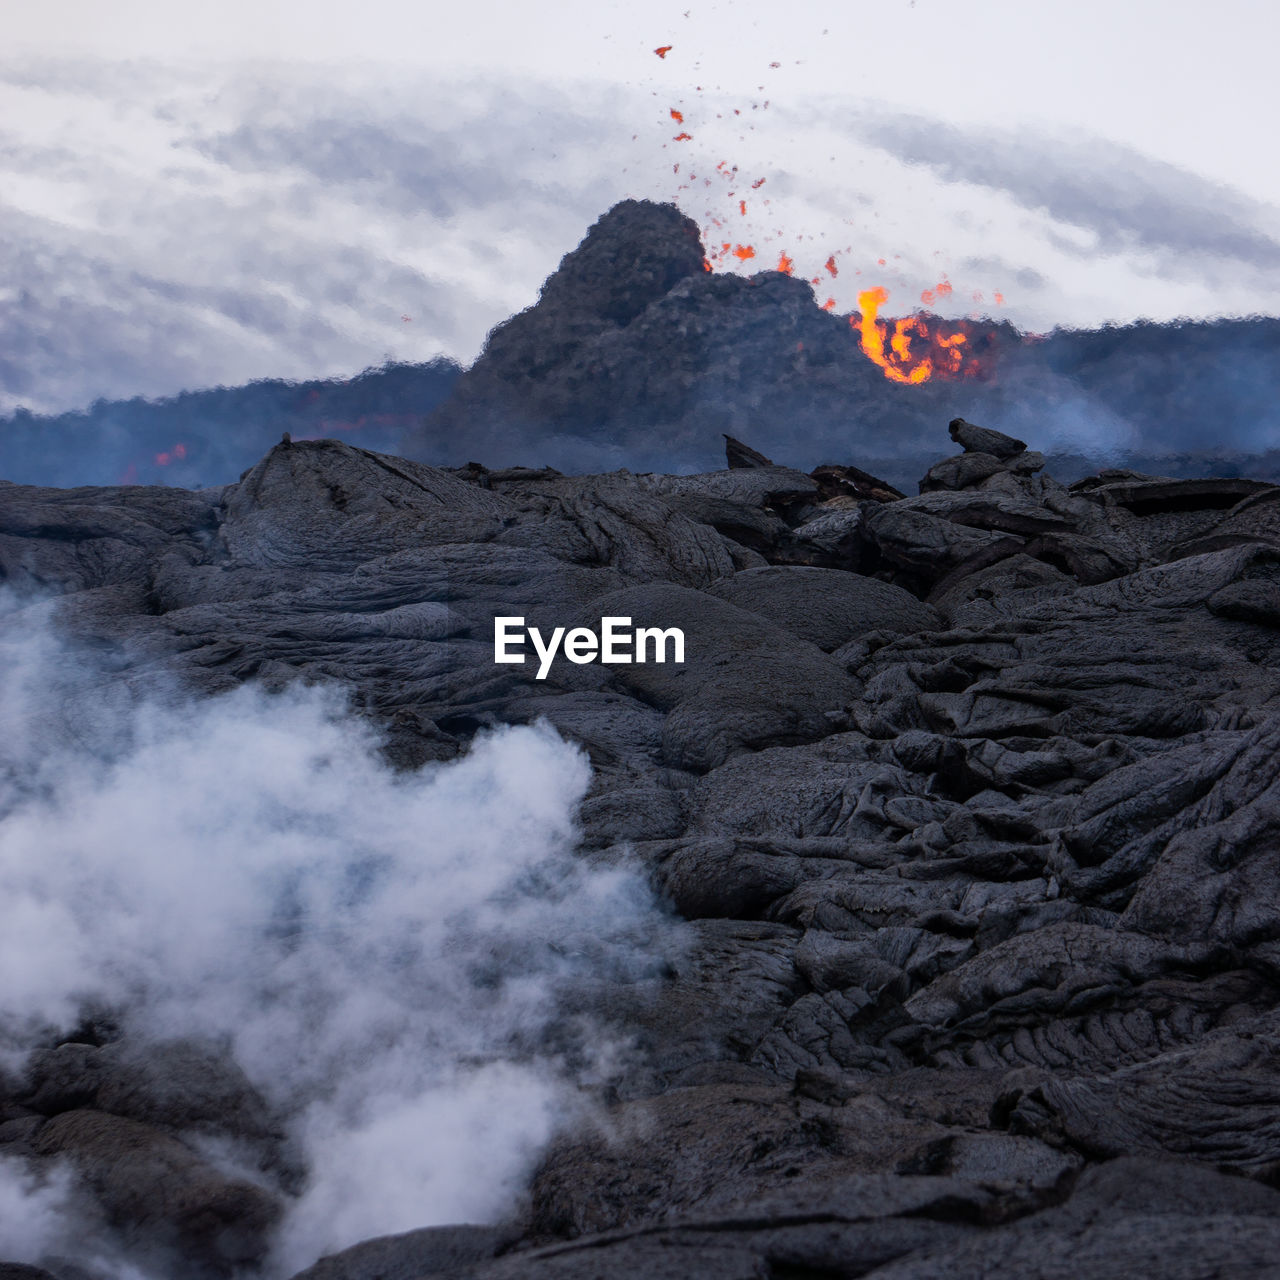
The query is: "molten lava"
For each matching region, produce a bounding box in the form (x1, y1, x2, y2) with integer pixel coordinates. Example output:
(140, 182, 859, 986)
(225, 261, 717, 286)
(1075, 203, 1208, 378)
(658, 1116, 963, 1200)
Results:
(856, 288, 929, 384)
(642, 43, 1001, 387)
(855, 288, 991, 385)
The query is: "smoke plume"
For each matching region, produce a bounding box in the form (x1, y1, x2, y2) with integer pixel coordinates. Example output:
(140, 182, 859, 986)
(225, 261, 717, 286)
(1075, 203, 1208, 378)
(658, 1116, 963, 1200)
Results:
(0, 596, 665, 1276)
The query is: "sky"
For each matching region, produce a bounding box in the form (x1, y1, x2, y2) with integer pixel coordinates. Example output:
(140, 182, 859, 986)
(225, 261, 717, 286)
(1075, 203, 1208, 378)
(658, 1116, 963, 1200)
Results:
(2, 0, 1278, 415)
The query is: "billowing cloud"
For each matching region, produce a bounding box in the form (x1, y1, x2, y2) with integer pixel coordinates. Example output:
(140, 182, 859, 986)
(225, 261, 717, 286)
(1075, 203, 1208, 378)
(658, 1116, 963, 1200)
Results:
(843, 108, 1280, 280)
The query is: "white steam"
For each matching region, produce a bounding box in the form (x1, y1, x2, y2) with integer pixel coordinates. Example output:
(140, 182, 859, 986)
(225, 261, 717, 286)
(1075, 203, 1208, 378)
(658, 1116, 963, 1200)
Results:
(0, 1164, 75, 1265)
(0, 601, 662, 1275)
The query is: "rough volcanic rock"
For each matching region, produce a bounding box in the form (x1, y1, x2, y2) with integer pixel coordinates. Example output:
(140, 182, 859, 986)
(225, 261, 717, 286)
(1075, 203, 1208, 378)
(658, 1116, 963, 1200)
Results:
(707, 566, 941, 650)
(9, 411, 1280, 1279)
(572, 582, 861, 771)
(809, 462, 906, 504)
(723, 435, 774, 469)
(22, 1037, 297, 1190)
(919, 420, 1047, 494)
(32, 1110, 281, 1274)
(948, 418, 1028, 459)
(289, 1224, 516, 1280)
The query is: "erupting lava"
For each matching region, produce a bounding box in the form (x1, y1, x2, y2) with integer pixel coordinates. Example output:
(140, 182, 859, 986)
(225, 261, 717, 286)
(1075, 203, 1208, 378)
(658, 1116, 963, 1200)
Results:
(855, 287, 988, 384)
(648, 40, 1003, 386)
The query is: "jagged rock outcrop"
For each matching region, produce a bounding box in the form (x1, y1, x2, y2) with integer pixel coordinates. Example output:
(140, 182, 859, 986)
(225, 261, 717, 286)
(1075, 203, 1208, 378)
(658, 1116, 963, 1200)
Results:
(407, 201, 1010, 472)
(5, 413, 1280, 1278)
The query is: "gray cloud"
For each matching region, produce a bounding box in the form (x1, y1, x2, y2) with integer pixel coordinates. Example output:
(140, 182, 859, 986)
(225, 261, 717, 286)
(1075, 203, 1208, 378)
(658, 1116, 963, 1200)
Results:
(0, 204, 453, 414)
(0, 62, 631, 414)
(843, 109, 1280, 278)
(957, 257, 1048, 293)
(186, 88, 623, 222)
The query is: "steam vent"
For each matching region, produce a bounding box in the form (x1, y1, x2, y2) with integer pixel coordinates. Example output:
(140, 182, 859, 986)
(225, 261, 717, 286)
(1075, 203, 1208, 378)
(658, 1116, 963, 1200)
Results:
(5, 201, 1280, 1278)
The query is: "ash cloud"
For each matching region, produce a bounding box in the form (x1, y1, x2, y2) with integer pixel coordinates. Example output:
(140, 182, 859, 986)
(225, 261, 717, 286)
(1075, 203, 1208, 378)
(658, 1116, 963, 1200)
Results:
(0, 597, 667, 1276)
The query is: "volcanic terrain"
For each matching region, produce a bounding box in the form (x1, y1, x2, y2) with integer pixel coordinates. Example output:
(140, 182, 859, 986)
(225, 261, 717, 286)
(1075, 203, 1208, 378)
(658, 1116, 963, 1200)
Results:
(3, 203, 1280, 1279)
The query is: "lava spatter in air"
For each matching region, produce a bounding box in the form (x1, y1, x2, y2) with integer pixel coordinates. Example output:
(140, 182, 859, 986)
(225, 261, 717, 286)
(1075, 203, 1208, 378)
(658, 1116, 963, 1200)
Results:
(646, 41, 1003, 384)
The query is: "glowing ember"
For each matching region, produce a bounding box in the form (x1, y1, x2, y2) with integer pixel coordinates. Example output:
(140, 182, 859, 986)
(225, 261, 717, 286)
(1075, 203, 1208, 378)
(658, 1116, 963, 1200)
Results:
(655, 45, 673, 58)
(154, 442, 189, 467)
(936, 331, 967, 374)
(825, 255, 838, 278)
(776, 251, 794, 275)
(673, 131, 692, 141)
(670, 108, 684, 122)
(733, 244, 756, 261)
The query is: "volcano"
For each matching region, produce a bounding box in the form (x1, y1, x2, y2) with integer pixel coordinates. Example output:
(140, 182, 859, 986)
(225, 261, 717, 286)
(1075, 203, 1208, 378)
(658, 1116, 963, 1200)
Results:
(4, 200, 1280, 491)
(406, 199, 1280, 486)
